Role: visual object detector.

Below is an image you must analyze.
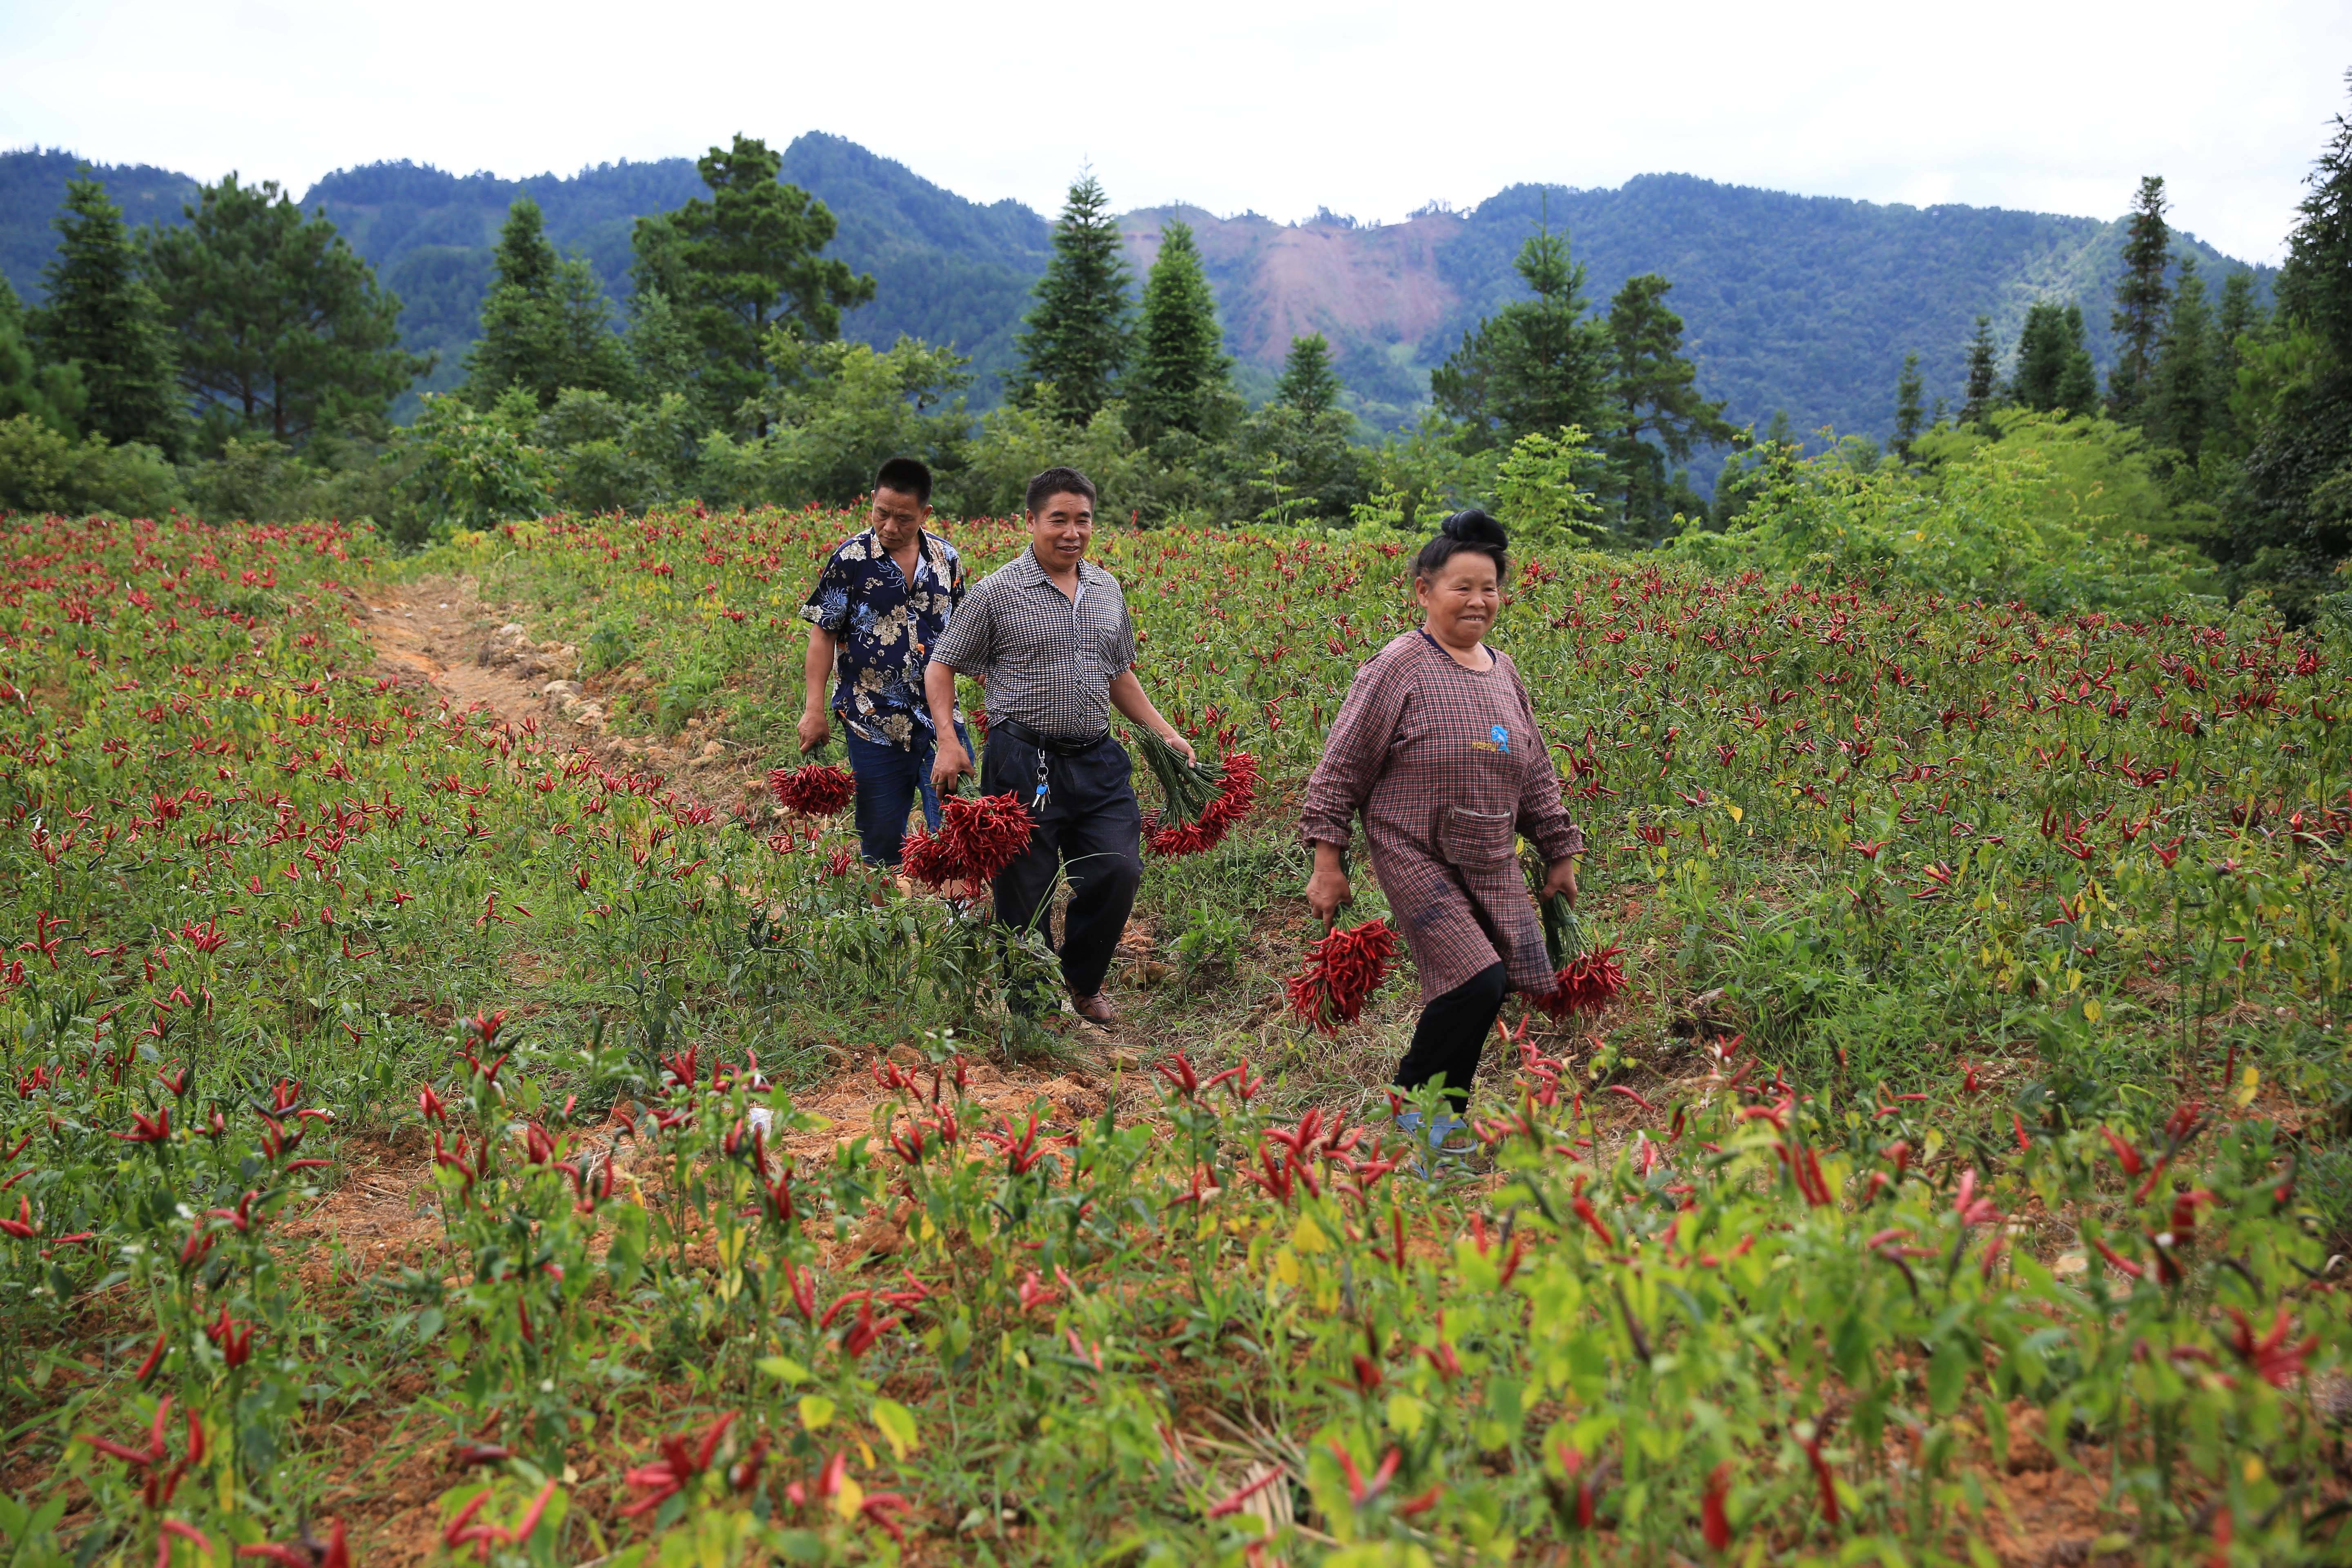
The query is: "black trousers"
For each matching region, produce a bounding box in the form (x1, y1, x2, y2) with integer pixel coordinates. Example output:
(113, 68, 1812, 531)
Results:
(1393, 962, 1508, 1112)
(979, 728, 1143, 1002)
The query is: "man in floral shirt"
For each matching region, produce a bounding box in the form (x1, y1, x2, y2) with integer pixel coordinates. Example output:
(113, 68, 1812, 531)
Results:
(797, 457, 969, 866)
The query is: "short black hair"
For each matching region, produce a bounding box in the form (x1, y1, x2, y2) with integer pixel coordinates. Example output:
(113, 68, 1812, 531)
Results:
(1413, 508, 1509, 581)
(1025, 466, 1097, 517)
(873, 456, 932, 506)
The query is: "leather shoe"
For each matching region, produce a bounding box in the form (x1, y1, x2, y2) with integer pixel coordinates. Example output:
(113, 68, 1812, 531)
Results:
(1068, 989, 1116, 1027)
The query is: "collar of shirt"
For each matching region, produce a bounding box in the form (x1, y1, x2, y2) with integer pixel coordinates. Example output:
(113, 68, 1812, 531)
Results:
(1011, 547, 1102, 604)
(858, 528, 953, 594)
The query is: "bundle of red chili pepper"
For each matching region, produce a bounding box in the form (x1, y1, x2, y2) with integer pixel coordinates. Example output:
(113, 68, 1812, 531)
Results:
(1528, 888, 1628, 1017)
(769, 763, 856, 816)
(1145, 750, 1260, 857)
(1531, 944, 1628, 1017)
(903, 791, 1033, 889)
(1286, 917, 1400, 1034)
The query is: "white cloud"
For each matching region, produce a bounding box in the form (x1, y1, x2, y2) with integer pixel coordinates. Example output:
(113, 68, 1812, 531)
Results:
(2, 0, 2342, 262)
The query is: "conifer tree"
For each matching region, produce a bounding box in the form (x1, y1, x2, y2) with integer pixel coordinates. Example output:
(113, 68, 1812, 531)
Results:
(33, 176, 180, 452)
(2147, 257, 2214, 459)
(1276, 334, 1344, 415)
(2224, 71, 2352, 619)
(631, 134, 873, 433)
(1892, 352, 1923, 460)
(0, 277, 84, 434)
(1603, 272, 1731, 527)
(2013, 302, 2096, 414)
(1433, 218, 1611, 450)
(1959, 317, 2000, 427)
(2107, 176, 2172, 421)
(145, 174, 424, 446)
(1127, 220, 1231, 441)
(1016, 172, 1132, 422)
(468, 198, 629, 409)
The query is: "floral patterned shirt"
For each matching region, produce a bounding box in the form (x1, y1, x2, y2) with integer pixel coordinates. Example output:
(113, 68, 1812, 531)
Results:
(797, 529, 966, 749)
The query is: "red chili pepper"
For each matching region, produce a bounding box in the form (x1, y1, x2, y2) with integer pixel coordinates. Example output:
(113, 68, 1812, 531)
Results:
(1702, 1461, 1733, 1550)
(1286, 919, 1400, 1033)
(770, 764, 855, 816)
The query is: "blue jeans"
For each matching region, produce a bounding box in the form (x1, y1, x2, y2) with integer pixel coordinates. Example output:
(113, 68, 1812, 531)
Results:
(844, 725, 969, 866)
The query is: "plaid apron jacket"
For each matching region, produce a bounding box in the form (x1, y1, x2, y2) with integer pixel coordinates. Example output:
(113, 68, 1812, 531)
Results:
(1301, 631, 1584, 1000)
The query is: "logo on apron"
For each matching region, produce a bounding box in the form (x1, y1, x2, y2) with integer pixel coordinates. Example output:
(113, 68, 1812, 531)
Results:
(1490, 724, 1511, 755)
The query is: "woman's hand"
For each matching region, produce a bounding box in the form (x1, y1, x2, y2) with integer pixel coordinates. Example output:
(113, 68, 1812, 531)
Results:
(1305, 841, 1352, 925)
(1539, 857, 1579, 906)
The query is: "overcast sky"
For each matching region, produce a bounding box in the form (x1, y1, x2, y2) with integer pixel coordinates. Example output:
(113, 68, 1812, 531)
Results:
(3, 0, 2345, 264)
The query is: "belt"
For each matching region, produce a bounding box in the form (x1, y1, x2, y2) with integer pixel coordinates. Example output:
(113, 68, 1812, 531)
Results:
(993, 717, 1109, 757)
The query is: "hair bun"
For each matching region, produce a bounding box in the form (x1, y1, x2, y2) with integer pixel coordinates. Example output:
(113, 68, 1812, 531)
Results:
(1442, 508, 1509, 550)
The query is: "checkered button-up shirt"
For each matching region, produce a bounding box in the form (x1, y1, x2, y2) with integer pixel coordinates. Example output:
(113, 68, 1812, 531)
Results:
(931, 549, 1136, 740)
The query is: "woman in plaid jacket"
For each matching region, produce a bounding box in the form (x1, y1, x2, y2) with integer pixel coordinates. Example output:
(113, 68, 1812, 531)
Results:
(1301, 510, 1584, 1144)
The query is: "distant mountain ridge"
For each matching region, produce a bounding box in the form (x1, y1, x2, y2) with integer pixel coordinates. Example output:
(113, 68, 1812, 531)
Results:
(0, 136, 2271, 446)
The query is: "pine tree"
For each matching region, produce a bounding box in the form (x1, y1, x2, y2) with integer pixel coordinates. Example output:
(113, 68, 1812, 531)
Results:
(631, 134, 874, 433)
(1016, 172, 1133, 423)
(1604, 272, 1732, 528)
(1432, 217, 1611, 450)
(1959, 317, 2000, 427)
(1127, 220, 1231, 441)
(1276, 334, 1344, 415)
(2225, 71, 2352, 620)
(2107, 176, 2172, 421)
(2147, 257, 2214, 459)
(32, 175, 180, 451)
(0, 276, 84, 434)
(2055, 306, 2100, 413)
(1892, 352, 1923, 460)
(145, 174, 425, 446)
(2013, 301, 2096, 414)
(468, 198, 628, 409)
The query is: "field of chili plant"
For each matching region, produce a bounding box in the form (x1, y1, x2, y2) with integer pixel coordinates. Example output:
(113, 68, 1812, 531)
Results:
(2, 502, 2350, 1567)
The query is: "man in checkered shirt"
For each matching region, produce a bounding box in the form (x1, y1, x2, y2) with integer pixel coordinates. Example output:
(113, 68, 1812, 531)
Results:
(925, 466, 1194, 1026)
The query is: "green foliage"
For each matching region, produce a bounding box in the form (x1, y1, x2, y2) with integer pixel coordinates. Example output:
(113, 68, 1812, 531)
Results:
(2145, 258, 2219, 466)
(2218, 77, 2352, 621)
(630, 135, 875, 432)
(0, 275, 83, 434)
(2012, 301, 2098, 416)
(1603, 272, 1731, 533)
(390, 390, 552, 542)
(536, 389, 698, 515)
(144, 174, 425, 450)
(1490, 425, 1609, 545)
(1679, 409, 2215, 612)
(0, 412, 179, 516)
(1230, 403, 1368, 527)
(1959, 316, 1999, 427)
(467, 198, 629, 410)
(32, 176, 180, 452)
(698, 334, 971, 510)
(2106, 176, 2172, 420)
(1276, 333, 1344, 416)
(181, 431, 399, 524)
(1891, 352, 1923, 462)
(1127, 221, 1234, 443)
(1432, 220, 1611, 453)
(1015, 172, 1132, 423)
(943, 398, 1143, 520)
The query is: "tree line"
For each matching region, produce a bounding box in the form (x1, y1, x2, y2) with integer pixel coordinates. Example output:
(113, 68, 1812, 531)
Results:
(7, 102, 2352, 624)
(1699, 115, 2351, 623)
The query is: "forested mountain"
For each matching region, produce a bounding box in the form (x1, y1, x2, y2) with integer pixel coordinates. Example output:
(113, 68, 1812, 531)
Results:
(0, 150, 194, 298)
(1123, 178, 2267, 437)
(0, 138, 2267, 439)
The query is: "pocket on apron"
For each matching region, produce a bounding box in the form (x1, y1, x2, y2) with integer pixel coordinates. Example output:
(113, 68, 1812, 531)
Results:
(1436, 805, 1516, 871)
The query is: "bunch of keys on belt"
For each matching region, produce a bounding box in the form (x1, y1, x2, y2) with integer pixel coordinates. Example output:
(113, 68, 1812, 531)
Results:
(1031, 746, 1052, 812)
